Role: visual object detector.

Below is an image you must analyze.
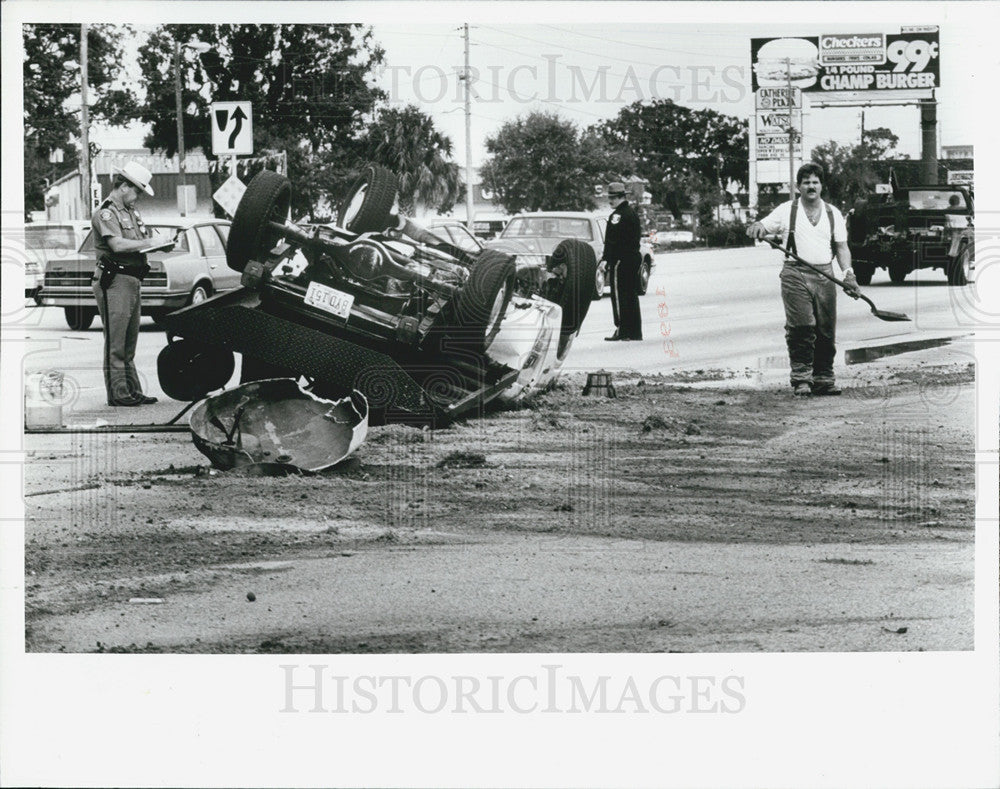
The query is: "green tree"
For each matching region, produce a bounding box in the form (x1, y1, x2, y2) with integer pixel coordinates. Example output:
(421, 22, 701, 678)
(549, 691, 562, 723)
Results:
(593, 98, 748, 219)
(810, 127, 902, 208)
(136, 24, 385, 218)
(23, 23, 138, 212)
(480, 112, 629, 213)
(363, 105, 461, 215)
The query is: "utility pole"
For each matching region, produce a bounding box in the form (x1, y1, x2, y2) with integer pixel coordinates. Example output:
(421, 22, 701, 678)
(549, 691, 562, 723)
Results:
(174, 38, 188, 216)
(860, 109, 865, 147)
(80, 24, 91, 219)
(785, 57, 795, 199)
(463, 23, 474, 231)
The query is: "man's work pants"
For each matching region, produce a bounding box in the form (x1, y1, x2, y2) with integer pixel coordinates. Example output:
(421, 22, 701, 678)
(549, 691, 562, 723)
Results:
(779, 262, 837, 388)
(93, 272, 143, 402)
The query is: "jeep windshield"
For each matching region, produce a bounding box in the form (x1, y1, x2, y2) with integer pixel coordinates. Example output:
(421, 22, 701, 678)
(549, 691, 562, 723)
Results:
(907, 190, 970, 211)
(502, 217, 593, 240)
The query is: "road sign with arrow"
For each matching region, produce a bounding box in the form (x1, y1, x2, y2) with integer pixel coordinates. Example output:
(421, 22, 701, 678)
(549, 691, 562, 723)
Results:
(210, 101, 253, 156)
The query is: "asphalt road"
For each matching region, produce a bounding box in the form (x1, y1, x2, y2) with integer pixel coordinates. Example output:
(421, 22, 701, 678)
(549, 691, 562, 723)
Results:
(15, 244, 978, 415)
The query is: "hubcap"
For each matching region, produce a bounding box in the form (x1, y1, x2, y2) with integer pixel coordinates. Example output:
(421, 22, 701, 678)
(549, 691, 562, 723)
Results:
(343, 184, 368, 225)
(192, 287, 208, 304)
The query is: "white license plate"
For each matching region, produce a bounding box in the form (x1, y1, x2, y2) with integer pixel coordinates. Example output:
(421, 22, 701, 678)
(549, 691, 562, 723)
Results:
(304, 281, 354, 320)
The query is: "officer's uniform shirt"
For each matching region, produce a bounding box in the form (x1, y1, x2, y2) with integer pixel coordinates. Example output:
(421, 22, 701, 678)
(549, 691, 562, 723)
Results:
(602, 200, 642, 265)
(92, 192, 150, 270)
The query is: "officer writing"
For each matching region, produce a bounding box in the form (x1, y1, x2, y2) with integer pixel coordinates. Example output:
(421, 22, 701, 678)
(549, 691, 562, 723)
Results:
(602, 182, 643, 341)
(91, 161, 172, 406)
(746, 163, 859, 396)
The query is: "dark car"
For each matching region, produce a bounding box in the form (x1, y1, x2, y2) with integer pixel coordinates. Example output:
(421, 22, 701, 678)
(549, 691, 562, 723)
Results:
(847, 186, 974, 285)
(157, 166, 598, 425)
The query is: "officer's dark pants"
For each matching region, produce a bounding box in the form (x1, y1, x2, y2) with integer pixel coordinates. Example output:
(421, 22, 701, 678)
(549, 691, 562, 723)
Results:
(610, 257, 643, 340)
(780, 262, 837, 388)
(93, 272, 143, 402)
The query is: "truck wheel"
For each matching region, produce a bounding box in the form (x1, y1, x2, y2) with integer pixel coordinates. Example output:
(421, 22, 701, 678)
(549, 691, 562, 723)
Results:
(157, 339, 235, 402)
(888, 265, 908, 284)
(227, 170, 291, 273)
(337, 165, 398, 234)
(544, 239, 598, 355)
(452, 249, 516, 352)
(947, 241, 973, 286)
(65, 306, 96, 330)
(854, 262, 874, 286)
(637, 256, 653, 295)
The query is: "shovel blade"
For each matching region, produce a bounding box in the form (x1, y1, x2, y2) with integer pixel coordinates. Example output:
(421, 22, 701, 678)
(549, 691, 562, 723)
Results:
(872, 308, 911, 322)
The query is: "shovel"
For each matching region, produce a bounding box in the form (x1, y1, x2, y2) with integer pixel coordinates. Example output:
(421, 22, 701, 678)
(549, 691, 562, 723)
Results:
(763, 237, 910, 322)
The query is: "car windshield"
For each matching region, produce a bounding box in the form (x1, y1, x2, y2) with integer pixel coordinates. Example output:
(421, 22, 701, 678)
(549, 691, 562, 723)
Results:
(24, 225, 77, 250)
(79, 225, 189, 254)
(907, 190, 968, 210)
(502, 217, 593, 240)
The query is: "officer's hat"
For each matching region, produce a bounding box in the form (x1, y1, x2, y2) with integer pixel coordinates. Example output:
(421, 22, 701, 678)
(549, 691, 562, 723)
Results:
(607, 182, 626, 198)
(114, 161, 155, 197)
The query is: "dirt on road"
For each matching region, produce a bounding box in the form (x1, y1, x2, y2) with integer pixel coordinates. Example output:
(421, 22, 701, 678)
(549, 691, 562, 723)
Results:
(22, 350, 975, 653)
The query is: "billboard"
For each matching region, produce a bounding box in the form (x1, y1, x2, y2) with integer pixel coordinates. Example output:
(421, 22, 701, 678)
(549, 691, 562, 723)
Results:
(750, 30, 940, 93)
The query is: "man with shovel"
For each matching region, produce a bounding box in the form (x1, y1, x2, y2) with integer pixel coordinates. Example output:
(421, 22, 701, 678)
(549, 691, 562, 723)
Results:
(747, 163, 860, 396)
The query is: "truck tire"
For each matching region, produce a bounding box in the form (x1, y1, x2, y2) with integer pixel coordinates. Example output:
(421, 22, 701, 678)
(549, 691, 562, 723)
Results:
(452, 249, 516, 353)
(888, 264, 908, 284)
(545, 239, 598, 355)
(157, 339, 235, 402)
(227, 170, 291, 273)
(65, 305, 96, 330)
(947, 241, 972, 286)
(853, 262, 874, 286)
(337, 165, 398, 234)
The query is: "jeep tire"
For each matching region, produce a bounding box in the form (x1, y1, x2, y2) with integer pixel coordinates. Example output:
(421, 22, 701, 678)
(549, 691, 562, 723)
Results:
(452, 249, 516, 353)
(545, 238, 598, 356)
(947, 240, 972, 286)
(888, 264, 909, 284)
(853, 262, 875, 286)
(337, 165, 398, 234)
(227, 170, 292, 273)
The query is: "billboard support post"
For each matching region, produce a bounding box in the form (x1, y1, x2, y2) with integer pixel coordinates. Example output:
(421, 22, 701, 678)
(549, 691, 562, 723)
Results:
(920, 98, 938, 184)
(785, 58, 795, 198)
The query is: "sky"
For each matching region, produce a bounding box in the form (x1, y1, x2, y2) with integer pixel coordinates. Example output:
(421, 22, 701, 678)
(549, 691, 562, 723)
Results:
(85, 18, 978, 178)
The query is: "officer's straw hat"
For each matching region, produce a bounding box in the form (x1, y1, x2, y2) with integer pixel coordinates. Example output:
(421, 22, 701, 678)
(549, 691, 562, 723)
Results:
(608, 182, 626, 198)
(115, 161, 155, 197)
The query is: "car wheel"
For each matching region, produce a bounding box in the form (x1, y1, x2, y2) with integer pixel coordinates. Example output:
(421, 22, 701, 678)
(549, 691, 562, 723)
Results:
(853, 262, 874, 286)
(157, 339, 236, 402)
(189, 283, 211, 305)
(65, 305, 96, 330)
(947, 241, 973, 286)
(545, 239, 598, 356)
(637, 256, 652, 295)
(593, 260, 606, 300)
(337, 164, 398, 234)
(888, 264, 908, 284)
(227, 170, 292, 273)
(452, 249, 516, 353)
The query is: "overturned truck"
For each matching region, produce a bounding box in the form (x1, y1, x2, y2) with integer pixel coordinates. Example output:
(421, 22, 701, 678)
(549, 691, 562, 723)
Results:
(157, 166, 597, 426)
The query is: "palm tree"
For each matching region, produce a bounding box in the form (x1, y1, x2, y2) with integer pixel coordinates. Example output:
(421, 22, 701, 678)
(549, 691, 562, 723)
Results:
(364, 105, 461, 215)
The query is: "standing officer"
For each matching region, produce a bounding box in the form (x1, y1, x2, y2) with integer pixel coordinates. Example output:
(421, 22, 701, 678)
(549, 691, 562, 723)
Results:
(602, 182, 643, 341)
(91, 161, 170, 406)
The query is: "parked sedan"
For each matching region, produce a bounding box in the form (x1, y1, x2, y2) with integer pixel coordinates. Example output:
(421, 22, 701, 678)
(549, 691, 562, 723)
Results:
(23, 220, 91, 304)
(485, 211, 655, 299)
(41, 218, 236, 329)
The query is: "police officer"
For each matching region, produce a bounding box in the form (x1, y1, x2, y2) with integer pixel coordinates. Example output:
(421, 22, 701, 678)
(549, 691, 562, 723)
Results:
(91, 161, 170, 406)
(602, 182, 643, 341)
